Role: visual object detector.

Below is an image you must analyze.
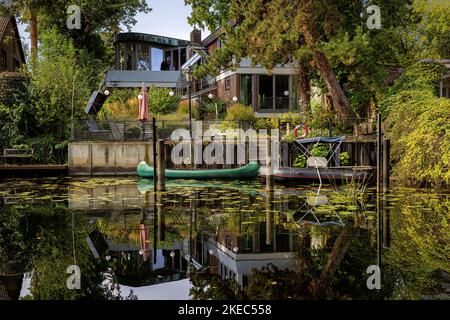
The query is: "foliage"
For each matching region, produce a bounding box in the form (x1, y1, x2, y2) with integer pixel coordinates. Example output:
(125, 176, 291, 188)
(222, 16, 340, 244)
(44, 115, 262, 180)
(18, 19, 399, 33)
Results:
(1, 1, 151, 64)
(0, 204, 136, 300)
(222, 104, 256, 129)
(384, 193, 450, 298)
(124, 126, 141, 139)
(224, 104, 255, 123)
(0, 72, 30, 106)
(280, 112, 308, 127)
(253, 117, 278, 131)
(311, 144, 329, 158)
(196, 97, 227, 120)
(103, 89, 140, 120)
(28, 30, 95, 131)
(339, 152, 350, 166)
(383, 62, 450, 187)
(148, 88, 180, 116)
(293, 154, 307, 168)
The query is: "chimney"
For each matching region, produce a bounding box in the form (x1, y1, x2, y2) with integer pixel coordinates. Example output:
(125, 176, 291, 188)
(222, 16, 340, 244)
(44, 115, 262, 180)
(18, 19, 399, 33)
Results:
(190, 28, 202, 45)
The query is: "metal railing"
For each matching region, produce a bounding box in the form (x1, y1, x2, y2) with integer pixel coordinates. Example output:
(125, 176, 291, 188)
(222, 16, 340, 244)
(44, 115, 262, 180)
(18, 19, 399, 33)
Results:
(72, 117, 375, 142)
(258, 97, 296, 111)
(72, 120, 254, 142)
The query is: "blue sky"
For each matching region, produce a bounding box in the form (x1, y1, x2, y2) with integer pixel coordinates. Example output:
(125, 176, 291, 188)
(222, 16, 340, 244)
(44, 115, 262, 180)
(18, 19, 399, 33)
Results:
(18, 0, 208, 45)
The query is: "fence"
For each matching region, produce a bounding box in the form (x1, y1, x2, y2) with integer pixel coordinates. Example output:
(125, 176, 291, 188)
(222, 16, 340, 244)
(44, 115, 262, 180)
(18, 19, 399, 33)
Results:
(72, 120, 254, 142)
(72, 117, 375, 142)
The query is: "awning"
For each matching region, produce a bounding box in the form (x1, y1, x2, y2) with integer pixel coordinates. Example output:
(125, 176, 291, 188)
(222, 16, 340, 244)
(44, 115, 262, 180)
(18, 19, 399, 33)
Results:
(294, 136, 345, 145)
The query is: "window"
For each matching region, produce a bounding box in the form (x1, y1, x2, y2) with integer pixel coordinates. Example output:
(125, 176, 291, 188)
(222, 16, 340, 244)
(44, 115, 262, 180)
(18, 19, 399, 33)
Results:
(240, 75, 253, 106)
(275, 75, 290, 110)
(225, 76, 231, 91)
(258, 75, 292, 110)
(0, 49, 6, 67)
(258, 75, 273, 110)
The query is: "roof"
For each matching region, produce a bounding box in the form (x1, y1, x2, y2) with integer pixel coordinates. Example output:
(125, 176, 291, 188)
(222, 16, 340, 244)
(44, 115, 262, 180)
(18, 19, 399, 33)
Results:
(114, 32, 190, 48)
(0, 16, 26, 63)
(201, 27, 223, 47)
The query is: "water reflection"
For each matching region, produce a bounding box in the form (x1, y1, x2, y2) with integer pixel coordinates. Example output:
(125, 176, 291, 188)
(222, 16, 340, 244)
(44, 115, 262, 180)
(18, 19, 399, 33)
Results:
(0, 178, 448, 300)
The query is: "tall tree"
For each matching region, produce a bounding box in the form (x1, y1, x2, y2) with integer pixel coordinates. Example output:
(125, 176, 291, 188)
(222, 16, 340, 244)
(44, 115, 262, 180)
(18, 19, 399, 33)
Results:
(186, 0, 414, 123)
(0, 1, 151, 59)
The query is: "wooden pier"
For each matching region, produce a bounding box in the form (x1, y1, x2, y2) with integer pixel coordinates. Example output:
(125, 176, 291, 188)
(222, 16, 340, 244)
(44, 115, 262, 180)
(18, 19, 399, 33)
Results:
(0, 165, 68, 177)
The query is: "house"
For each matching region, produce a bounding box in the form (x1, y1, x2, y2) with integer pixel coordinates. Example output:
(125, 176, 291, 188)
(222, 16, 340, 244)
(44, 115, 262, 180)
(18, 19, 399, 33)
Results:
(179, 28, 300, 117)
(0, 16, 25, 73)
(85, 32, 192, 115)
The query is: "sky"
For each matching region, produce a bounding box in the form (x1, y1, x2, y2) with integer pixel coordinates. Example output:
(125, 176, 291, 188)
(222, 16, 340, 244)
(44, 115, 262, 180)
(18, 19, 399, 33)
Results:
(18, 0, 209, 45)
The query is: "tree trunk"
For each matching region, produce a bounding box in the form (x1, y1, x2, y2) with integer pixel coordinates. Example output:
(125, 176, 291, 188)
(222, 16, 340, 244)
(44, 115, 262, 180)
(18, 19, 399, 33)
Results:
(310, 225, 351, 299)
(312, 49, 350, 122)
(302, 25, 350, 123)
(29, 12, 38, 61)
(297, 64, 311, 113)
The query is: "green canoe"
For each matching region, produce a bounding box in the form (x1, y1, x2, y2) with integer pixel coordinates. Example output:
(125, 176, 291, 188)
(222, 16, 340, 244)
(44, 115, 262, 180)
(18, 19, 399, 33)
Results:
(137, 161, 260, 180)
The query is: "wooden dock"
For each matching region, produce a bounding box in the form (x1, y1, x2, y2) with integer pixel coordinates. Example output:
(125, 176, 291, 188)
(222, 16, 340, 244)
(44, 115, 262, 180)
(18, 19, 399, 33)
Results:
(0, 165, 68, 177)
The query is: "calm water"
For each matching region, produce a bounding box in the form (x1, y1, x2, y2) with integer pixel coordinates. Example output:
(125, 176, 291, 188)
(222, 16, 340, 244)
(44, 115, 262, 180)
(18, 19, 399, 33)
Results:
(0, 177, 448, 300)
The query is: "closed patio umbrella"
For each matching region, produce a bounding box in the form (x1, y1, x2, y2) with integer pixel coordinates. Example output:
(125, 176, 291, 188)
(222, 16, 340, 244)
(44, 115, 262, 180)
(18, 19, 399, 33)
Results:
(138, 82, 149, 122)
(139, 222, 150, 262)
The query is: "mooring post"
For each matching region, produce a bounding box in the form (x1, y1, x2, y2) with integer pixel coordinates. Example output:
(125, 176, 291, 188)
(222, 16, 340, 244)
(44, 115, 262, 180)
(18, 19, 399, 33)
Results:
(152, 117, 158, 193)
(157, 191, 165, 242)
(266, 138, 274, 191)
(156, 139, 166, 191)
(382, 139, 390, 193)
(265, 188, 274, 246)
(376, 114, 382, 193)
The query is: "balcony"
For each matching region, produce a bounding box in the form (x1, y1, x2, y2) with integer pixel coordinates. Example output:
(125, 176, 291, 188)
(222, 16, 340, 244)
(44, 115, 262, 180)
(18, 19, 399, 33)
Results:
(257, 97, 296, 113)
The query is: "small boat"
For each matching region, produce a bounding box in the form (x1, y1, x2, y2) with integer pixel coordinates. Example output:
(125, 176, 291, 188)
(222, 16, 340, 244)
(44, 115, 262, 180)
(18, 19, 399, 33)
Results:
(137, 161, 260, 180)
(258, 167, 374, 183)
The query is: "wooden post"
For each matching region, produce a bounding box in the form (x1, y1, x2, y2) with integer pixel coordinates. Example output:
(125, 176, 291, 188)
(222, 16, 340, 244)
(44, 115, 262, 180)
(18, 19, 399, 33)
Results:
(152, 118, 158, 193)
(266, 138, 274, 191)
(265, 190, 274, 246)
(156, 139, 165, 191)
(376, 114, 382, 194)
(157, 192, 165, 242)
(382, 139, 390, 193)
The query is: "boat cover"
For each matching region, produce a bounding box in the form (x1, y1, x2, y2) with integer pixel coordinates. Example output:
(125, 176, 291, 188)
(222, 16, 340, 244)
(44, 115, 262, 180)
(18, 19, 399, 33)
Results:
(294, 136, 345, 145)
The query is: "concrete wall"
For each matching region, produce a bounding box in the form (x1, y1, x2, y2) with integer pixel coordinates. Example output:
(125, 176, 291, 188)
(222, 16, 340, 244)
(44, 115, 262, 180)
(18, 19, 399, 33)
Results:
(69, 142, 153, 176)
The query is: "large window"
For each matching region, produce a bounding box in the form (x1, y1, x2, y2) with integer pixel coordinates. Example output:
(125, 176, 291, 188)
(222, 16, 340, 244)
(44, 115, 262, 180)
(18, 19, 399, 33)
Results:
(259, 75, 273, 109)
(275, 75, 290, 110)
(240, 75, 253, 106)
(258, 75, 292, 110)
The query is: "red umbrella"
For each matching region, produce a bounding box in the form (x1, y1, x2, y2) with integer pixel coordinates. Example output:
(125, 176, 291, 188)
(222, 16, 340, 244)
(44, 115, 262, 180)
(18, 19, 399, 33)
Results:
(138, 82, 149, 122)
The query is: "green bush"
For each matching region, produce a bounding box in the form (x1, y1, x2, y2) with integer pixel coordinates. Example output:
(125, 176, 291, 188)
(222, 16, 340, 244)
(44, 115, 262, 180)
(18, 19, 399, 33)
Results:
(148, 88, 181, 115)
(340, 152, 350, 166)
(222, 104, 256, 130)
(124, 126, 142, 139)
(293, 154, 307, 168)
(311, 144, 329, 158)
(384, 62, 450, 187)
(253, 117, 279, 130)
(196, 97, 227, 120)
